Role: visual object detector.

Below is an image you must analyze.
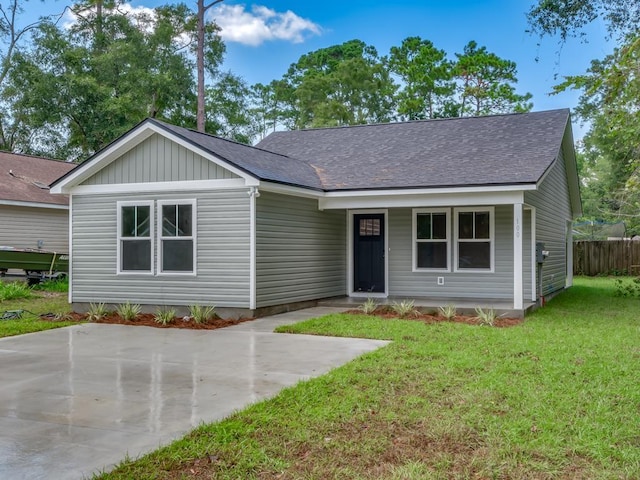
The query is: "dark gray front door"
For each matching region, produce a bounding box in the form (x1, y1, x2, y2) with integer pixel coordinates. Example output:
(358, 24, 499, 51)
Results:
(353, 213, 385, 293)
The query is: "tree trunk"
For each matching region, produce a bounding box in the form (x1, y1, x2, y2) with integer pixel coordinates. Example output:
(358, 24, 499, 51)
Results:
(197, 0, 224, 132)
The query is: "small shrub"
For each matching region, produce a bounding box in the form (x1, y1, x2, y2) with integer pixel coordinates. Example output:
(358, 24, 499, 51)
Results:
(189, 304, 216, 324)
(391, 300, 418, 318)
(438, 304, 457, 320)
(154, 307, 176, 326)
(116, 302, 141, 321)
(54, 312, 73, 322)
(475, 307, 497, 326)
(32, 276, 68, 292)
(87, 302, 109, 321)
(358, 298, 378, 314)
(614, 277, 640, 297)
(0, 281, 32, 302)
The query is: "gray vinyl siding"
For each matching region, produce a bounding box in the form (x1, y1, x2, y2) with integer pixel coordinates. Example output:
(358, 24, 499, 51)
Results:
(388, 205, 514, 300)
(71, 189, 250, 307)
(255, 191, 346, 307)
(82, 134, 239, 185)
(0, 205, 68, 252)
(525, 149, 572, 295)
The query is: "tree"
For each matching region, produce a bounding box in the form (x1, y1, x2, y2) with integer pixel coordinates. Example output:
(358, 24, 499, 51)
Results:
(454, 41, 533, 116)
(387, 36, 456, 120)
(196, 0, 224, 132)
(284, 39, 397, 128)
(552, 34, 640, 231)
(8, 2, 214, 159)
(250, 79, 296, 139)
(0, 0, 61, 151)
(527, 0, 640, 41)
(205, 72, 258, 144)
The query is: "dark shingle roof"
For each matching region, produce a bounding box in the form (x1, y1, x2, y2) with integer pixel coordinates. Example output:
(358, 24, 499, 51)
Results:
(153, 121, 324, 190)
(0, 152, 75, 206)
(256, 109, 571, 190)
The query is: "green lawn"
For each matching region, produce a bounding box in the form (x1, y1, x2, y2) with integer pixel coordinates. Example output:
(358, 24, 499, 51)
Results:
(88, 277, 637, 478)
(0, 281, 74, 338)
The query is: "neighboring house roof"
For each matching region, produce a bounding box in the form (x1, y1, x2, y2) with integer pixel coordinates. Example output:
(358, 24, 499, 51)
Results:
(0, 152, 76, 208)
(256, 109, 572, 191)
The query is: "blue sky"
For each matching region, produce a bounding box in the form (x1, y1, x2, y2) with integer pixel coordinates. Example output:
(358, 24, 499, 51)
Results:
(37, 0, 613, 137)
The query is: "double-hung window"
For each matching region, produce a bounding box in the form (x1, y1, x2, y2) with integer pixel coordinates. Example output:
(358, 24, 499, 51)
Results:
(117, 201, 153, 273)
(413, 209, 450, 271)
(158, 199, 196, 274)
(454, 207, 494, 271)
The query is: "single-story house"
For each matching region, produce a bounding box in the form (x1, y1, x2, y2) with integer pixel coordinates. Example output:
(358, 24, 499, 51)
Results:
(0, 152, 75, 254)
(50, 108, 580, 317)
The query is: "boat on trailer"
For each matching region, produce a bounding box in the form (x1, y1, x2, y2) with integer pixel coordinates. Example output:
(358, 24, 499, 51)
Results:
(0, 246, 69, 284)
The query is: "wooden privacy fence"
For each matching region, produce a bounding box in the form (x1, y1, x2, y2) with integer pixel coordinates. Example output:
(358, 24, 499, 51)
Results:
(574, 240, 640, 276)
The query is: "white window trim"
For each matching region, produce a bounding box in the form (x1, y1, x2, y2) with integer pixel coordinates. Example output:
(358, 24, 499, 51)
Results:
(453, 206, 495, 273)
(412, 208, 451, 272)
(156, 199, 197, 276)
(116, 200, 154, 275)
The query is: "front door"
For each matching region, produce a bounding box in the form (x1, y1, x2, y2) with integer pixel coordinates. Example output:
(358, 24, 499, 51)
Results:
(353, 213, 385, 293)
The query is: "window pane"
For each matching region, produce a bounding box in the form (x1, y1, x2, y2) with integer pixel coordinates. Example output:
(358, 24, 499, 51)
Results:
(121, 206, 135, 237)
(459, 212, 474, 239)
(416, 214, 431, 239)
(458, 242, 490, 269)
(177, 204, 192, 236)
(432, 213, 447, 240)
(163, 239, 193, 272)
(137, 206, 150, 236)
(121, 240, 151, 271)
(162, 205, 177, 236)
(475, 212, 490, 239)
(417, 242, 447, 269)
(359, 218, 380, 236)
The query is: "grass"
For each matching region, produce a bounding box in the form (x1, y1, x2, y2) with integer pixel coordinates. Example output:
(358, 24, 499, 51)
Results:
(0, 287, 74, 338)
(93, 276, 640, 479)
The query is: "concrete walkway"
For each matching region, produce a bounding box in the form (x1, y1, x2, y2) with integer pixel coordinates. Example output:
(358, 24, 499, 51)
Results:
(0, 307, 388, 479)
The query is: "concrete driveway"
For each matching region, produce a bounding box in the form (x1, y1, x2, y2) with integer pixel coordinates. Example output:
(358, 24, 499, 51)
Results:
(0, 307, 388, 479)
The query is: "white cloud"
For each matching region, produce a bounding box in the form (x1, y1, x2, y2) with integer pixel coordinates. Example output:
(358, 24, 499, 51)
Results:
(62, 3, 157, 31)
(211, 4, 322, 46)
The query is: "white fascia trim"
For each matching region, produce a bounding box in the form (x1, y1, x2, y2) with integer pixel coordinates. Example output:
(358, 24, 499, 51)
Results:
(51, 122, 260, 194)
(67, 178, 247, 195)
(322, 190, 525, 210)
(259, 181, 324, 199)
(0, 199, 69, 210)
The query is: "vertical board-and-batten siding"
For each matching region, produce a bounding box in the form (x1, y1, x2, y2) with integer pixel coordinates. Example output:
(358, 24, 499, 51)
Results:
(71, 189, 250, 307)
(81, 133, 239, 185)
(525, 148, 572, 295)
(0, 205, 68, 252)
(255, 191, 346, 307)
(388, 205, 514, 300)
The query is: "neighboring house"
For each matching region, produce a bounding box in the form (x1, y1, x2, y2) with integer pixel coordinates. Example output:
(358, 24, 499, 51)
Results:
(50, 109, 580, 317)
(0, 152, 75, 253)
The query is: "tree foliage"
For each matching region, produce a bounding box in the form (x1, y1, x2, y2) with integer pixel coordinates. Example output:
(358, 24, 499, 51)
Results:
(387, 36, 455, 120)
(527, 0, 640, 41)
(554, 34, 640, 232)
(283, 39, 397, 128)
(8, 1, 224, 160)
(455, 41, 533, 116)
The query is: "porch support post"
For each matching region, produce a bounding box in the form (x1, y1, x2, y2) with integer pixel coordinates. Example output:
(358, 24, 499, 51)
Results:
(513, 203, 524, 310)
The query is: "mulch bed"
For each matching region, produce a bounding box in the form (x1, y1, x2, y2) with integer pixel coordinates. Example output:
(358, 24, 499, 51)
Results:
(345, 306, 523, 328)
(40, 312, 253, 330)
